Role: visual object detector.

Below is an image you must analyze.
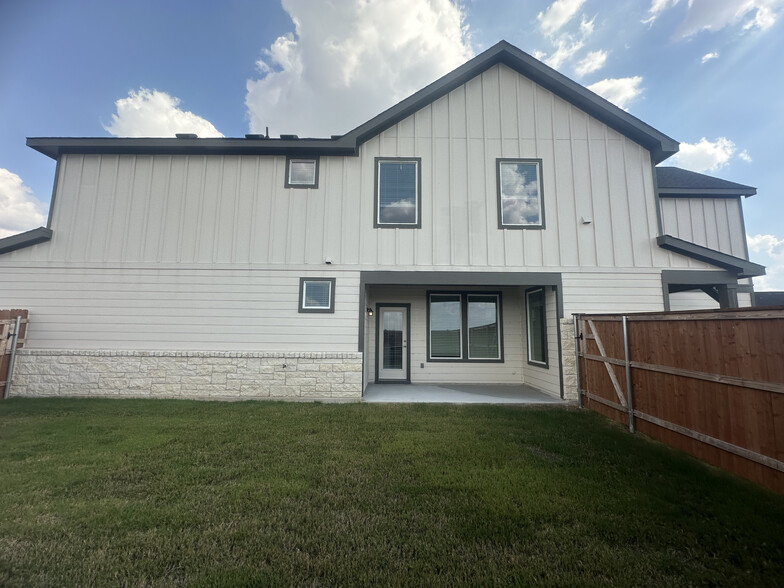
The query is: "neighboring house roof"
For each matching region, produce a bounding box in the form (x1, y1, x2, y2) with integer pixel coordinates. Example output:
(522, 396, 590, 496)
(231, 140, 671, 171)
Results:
(656, 167, 757, 197)
(27, 41, 679, 163)
(656, 235, 765, 278)
(755, 291, 784, 306)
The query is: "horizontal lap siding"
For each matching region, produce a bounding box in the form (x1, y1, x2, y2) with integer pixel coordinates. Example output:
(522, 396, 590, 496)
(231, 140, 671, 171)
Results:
(668, 290, 721, 311)
(0, 267, 359, 351)
(562, 271, 665, 315)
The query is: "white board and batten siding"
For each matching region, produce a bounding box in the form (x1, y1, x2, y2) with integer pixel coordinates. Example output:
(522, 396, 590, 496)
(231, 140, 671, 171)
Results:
(1, 63, 722, 366)
(660, 197, 748, 259)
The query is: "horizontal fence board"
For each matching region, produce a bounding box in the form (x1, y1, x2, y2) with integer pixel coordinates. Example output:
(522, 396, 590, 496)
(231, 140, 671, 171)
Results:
(577, 306, 784, 493)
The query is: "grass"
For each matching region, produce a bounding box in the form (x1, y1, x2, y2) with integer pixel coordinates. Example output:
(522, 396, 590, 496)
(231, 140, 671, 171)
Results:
(1, 399, 783, 587)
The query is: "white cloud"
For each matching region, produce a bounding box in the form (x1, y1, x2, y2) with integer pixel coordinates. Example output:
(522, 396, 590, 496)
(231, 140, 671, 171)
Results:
(748, 233, 784, 290)
(587, 76, 644, 109)
(104, 88, 223, 138)
(0, 169, 47, 238)
(701, 51, 719, 63)
(575, 50, 608, 76)
(739, 149, 753, 162)
(672, 0, 784, 37)
(537, 0, 586, 36)
(543, 35, 585, 69)
(642, 0, 681, 25)
(245, 0, 473, 138)
(670, 137, 737, 172)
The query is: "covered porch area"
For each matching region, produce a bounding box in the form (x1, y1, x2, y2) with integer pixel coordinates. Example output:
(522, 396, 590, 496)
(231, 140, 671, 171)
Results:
(358, 271, 565, 401)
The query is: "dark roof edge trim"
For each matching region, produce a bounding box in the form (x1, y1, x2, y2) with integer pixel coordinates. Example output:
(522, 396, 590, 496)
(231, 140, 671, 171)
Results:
(343, 41, 679, 163)
(657, 234, 765, 278)
(0, 227, 53, 255)
(659, 188, 756, 197)
(27, 42, 678, 163)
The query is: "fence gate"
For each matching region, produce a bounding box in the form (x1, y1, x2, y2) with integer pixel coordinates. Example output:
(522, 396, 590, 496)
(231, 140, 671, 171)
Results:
(1, 310, 28, 399)
(575, 308, 784, 493)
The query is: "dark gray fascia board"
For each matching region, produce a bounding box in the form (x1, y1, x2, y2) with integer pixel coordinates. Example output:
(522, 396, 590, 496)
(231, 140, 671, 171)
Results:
(343, 41, 679, 163)
(658, 188, 757, 197)
(657, 235, 766, 278)
(27, 42, 678, 164)
(26, 136, 357, 160)
(0, 226, 53, 255)
(360, 270, 562, 287)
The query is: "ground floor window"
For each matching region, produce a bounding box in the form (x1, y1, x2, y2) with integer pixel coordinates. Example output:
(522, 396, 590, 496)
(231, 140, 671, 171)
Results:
(526, 287, 547, 366)
(427, 292, 502, 362)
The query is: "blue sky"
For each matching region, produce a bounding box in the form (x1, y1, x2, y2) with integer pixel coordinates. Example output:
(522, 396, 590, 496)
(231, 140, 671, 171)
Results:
(2, 0, 783, 288)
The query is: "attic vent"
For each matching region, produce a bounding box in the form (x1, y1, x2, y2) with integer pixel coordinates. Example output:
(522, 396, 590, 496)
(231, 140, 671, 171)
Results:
(175, 133, 198, 139)
(280, 134, 299, 140)
(245, 134, 267, 139)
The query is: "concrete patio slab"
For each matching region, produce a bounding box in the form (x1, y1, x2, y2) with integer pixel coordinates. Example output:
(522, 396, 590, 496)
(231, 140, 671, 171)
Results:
(363, 383, 565, 404)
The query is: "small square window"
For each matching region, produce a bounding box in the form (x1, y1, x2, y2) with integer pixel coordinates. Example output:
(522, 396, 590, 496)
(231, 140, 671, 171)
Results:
(299, 278, 335, 313)
(374, 158, 421, 228)
(286, 157, 319, 188)
(497, 159, 545, 229)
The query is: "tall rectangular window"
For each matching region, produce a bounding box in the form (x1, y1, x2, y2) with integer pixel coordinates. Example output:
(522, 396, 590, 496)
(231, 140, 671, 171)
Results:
(526, 287, 548, 366)
(497, 159, 545, 229)
(467, 294, 500, 360)
(429, 294, 462, 359)
(286, 157, 319, 188)
(374, 158, 421, 228)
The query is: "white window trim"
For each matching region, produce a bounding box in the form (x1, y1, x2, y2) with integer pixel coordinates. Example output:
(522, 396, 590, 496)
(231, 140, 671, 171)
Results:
(299, 277, 335, 313)
(286, 157, 319, 189)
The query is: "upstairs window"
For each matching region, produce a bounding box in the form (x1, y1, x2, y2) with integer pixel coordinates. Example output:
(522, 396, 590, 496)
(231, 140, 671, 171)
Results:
(299, 278, 335, 313)
(286, 157, 319, 188)
(497, 159, 545, 229)
(374, 158, 421, 228)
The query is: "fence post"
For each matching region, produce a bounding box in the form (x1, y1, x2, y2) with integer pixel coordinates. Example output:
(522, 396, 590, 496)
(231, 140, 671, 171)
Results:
(4, 315, 22, 400)
(622, 315, 634, 432)
(573, 314, 582, 408)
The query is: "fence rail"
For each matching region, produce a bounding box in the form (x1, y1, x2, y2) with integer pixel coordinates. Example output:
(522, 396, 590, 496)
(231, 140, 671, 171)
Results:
(575, 307, 784, 493)
(1, 310, 28, 399)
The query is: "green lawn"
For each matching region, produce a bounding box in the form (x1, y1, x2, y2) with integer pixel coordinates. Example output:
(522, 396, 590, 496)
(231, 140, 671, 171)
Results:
(1, 399, 782, 587)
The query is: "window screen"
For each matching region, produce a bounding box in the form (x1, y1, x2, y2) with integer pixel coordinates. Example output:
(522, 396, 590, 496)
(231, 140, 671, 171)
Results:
(299, 278, 335, 313)
(376, 159, 419, 227)
(286, 157, 318, 188)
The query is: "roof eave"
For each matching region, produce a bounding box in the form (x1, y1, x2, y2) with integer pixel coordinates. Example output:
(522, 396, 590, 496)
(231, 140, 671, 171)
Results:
(26, 137, 358, 160)
(658, 187, 757, 197)
(0, 227, 53, 255)
(657, 234, 766, 278)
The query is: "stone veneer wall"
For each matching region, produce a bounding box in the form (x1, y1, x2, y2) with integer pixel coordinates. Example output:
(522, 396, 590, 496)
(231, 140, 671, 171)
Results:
(559, 318, 578, 401)
(9, 350, 363, 400)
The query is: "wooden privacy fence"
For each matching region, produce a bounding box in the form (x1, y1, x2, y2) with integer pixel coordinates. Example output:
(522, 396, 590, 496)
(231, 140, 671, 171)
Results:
(575, 307, 784, 493)
(1, 310, 28, 399)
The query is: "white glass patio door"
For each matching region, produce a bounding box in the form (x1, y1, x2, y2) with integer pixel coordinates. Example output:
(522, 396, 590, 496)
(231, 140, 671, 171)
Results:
(378, 306, 408, 381)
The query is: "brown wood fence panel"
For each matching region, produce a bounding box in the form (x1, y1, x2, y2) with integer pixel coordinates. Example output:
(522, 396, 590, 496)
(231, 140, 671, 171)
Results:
(576, 307, 784, 493)
(0, 309, 28, 398)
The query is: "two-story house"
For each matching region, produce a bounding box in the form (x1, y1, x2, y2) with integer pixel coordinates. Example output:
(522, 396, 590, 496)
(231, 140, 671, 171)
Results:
(0, 41, 764, 401)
